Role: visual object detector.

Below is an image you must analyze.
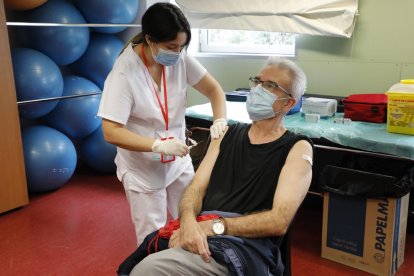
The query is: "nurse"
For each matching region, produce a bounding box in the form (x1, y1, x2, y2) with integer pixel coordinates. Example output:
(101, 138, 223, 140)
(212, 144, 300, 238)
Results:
(97, 2, 227, 245)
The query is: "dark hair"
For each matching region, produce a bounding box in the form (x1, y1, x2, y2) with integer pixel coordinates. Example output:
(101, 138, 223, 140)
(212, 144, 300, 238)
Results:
(122, 3, 191, 53)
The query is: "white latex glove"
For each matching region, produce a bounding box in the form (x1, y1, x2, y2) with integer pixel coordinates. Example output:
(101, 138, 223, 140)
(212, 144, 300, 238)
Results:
(151, 138, 189, 157)
(210, 118, 227, 139)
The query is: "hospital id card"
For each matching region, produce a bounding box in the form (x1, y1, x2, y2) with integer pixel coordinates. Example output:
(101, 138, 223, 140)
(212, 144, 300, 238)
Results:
(152, 137, 176, 163)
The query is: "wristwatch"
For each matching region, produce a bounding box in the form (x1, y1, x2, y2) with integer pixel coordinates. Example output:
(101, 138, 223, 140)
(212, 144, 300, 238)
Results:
(212, 218, 226, 235)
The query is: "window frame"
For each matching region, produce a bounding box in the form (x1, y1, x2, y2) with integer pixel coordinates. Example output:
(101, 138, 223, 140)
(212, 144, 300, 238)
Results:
(188, 29, 296, 57)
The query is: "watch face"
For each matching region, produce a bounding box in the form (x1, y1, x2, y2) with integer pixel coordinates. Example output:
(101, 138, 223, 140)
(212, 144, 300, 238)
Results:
(213, 220, 225, 235)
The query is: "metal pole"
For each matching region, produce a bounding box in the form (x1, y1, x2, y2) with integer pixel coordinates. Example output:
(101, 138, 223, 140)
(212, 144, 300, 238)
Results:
(7, 22, 142, 28)
(17, 92, 102, 105)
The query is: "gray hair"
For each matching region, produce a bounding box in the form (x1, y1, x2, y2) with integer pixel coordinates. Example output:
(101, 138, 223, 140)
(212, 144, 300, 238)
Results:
(263, 57, 307, 100)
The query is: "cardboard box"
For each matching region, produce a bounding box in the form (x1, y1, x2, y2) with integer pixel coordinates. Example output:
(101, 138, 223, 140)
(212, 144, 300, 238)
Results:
(322, 192, 410, 275)
(302, 97, 337, 118)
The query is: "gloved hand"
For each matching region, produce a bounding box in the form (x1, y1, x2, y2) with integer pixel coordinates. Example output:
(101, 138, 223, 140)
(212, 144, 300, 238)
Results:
(210, 118, 227, 139)
(152, 138, 189, 157)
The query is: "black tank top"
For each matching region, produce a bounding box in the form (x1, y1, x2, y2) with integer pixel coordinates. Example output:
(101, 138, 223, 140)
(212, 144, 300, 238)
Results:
(202, 123, 312, 214)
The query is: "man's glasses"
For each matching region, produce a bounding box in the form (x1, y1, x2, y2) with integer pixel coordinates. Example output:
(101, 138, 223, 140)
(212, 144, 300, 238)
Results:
(248, 77, 291, 97)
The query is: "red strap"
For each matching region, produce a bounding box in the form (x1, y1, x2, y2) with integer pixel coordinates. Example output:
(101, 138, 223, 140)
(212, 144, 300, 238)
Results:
(196, 214, 221, 222)
(147, 233, 160, 254)
(158, 214, 220, 239)
(141, 44, 169, 131)
(146, 214, 221, 254)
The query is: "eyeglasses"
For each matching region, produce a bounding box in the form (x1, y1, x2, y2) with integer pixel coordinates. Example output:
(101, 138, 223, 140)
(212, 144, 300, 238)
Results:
(248, 77, 291, 97)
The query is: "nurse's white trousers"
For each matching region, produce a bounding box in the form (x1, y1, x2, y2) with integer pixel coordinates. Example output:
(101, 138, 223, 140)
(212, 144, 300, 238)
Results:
(122, 166, 194, 246)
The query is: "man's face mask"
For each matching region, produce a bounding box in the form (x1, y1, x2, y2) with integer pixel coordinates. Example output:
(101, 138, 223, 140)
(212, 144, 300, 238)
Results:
(151, 44, 182, 66)
(246, 85, 281, 121)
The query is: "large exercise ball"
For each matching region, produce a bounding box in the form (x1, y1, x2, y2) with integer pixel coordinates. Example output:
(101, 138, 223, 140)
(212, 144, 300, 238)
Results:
(70, 33, 123, 89)
(21, 126, 77, 193)
(79, 126, 117, 173)
(17, 1, 89, 66)
(4, 0, 47, 11)
(12, 48, 63, 119)
(75, 0, 139, 34)
(44, 76, 102, 140)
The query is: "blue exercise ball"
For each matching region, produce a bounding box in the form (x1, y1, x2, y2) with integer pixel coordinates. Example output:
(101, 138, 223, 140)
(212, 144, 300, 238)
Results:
(21, 125, 77, 193)
(79, 125, 117, 173)
(70, 33, 124, 89)
(12, 48, 63, 119)
(75, 0, 139, 33)
(17, 1, 89, 65)
(20, 118, 41, 129)
(44, 75, 102, 140)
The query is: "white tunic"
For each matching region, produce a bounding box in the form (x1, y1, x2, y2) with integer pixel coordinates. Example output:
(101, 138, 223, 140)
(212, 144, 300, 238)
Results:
(97, 44, 206, 192)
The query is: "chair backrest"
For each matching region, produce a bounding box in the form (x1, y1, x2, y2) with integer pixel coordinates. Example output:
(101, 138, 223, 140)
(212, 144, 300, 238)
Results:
(187, 127, 211, 170)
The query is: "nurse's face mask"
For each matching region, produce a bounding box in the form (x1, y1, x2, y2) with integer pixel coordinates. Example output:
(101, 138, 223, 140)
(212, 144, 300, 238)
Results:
(151, 44, 182, 66)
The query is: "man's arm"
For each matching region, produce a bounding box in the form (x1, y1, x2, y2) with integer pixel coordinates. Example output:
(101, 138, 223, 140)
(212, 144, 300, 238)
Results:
(223, 139, 313, 237)
(179, 139, 221, 220)
(176, 129, 226, 261)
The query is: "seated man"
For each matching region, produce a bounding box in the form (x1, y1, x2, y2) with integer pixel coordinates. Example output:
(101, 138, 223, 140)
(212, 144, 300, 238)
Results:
(128, 57, 314, 276)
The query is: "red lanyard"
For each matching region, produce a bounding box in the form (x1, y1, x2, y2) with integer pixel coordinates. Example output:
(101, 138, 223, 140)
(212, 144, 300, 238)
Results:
(141, 44, 169, 131)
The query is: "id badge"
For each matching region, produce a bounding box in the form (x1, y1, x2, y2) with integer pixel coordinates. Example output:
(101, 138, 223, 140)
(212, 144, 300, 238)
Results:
(160, 137, 175, 163)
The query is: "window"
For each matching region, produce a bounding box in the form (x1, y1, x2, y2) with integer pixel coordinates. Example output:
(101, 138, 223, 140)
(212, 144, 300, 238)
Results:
(188, 29, 296, 57)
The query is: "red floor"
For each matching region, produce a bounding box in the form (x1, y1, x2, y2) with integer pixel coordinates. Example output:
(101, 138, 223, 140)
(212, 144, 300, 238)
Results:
(0, 171, 413, 275)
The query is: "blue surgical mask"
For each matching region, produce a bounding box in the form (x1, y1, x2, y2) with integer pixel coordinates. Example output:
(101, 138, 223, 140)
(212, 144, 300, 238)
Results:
(151, 45, 181, 66)
(246, 85, 279, 121)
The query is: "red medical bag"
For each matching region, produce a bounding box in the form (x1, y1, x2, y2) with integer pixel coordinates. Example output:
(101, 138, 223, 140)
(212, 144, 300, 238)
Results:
(342, 93, 388, 123)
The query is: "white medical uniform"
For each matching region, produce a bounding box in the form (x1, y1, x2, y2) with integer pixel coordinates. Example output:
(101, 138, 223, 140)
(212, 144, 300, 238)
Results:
(97, 43, 207, 245)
